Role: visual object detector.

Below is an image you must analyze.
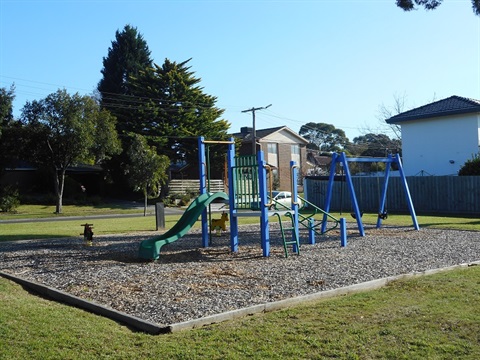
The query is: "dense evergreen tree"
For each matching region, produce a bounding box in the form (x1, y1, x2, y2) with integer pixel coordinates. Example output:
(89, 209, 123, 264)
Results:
(97, 24, 153, 135)
(0, 85, 25, 171)
(97, 25, 153, 195)
(131, 58, 230, 174)
(0, 85, 15, 138)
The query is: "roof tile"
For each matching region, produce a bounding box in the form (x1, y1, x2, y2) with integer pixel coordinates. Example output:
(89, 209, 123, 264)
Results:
(386, 95, 480, 123)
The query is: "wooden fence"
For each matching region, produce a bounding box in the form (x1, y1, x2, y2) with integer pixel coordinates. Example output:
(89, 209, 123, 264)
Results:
(168, 179, 224, 195)
(304, 176, 480, 216)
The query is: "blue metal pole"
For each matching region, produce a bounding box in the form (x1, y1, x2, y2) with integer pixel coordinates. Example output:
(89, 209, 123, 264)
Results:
(258, 150, 270, 256)
(308, 218, 315, 244)
(395, 154, 420, 230)
(341, 152, 365, 236)
(340, 217, 347, 247)
(198, 137, 209, 247)
(322, 152, 338, 233)
(291, 160, 299, 253)
(227, 137, 238, 252)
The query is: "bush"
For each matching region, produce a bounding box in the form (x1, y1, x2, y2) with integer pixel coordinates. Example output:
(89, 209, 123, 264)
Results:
(0, 186, 20, 213)
(458, 154, 480, 175)
(163, 189, 198, 207)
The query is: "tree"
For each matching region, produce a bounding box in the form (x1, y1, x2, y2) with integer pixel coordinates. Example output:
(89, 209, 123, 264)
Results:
(97, 24, 153, 135)
(21, 89, 121, 214)
(0, 85, 20, 170)
(349, 133, 401, 158)
(131, 58, 230, 173)
(0, 119, 26, 169)
(396, 0, 480, 16)
(0, 84, 15, 138)
(126, 134, 169, 215)
(376, 93, 408, 140)
(97, 25, 154, 195)
(299, 122, 349, 152)
(458, 154, 480, 175)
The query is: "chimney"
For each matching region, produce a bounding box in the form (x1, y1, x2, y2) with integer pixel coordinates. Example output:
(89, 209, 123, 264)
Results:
(241, 127, 253, 134)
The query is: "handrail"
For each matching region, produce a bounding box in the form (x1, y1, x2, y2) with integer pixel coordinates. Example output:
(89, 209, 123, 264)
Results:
(267, 195, 339, 235)
(202, 140, 236, 144)
(290, 164, 300, 206)
(298, 195, 339, 222)
(297, 195, 339, 234)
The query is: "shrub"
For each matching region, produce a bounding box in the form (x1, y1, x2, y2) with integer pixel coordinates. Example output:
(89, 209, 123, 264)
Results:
(0, 186, 20, 213)
(458, 154, 480, 175)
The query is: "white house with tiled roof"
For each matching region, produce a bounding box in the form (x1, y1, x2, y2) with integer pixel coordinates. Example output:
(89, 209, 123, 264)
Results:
(386, 96, 480, 176)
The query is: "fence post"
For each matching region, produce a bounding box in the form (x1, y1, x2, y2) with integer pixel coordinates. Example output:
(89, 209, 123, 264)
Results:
(340, 217, 347, 247)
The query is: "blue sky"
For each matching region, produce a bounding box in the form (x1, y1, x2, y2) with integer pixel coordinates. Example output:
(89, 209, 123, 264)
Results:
(1, 0, 479, 140)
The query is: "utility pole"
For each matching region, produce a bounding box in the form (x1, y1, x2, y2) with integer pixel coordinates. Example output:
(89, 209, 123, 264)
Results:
(242, 104, 272, 154)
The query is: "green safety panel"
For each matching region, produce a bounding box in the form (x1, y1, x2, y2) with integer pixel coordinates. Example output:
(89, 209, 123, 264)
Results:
(232, 155, 259, 210)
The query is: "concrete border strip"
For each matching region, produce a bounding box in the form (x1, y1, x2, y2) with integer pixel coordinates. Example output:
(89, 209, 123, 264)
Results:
(2, 260, 479, 335)
(0, 271, 169, 334)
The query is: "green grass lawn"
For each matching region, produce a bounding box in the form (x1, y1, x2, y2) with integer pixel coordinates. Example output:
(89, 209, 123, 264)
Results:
(1, 266, 479, 359)
(0, 203, 148, 220)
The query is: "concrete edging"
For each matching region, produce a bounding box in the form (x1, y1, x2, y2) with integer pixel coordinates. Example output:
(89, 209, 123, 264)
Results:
(2, 260, 479, 335)
(0, 271, 168, 335)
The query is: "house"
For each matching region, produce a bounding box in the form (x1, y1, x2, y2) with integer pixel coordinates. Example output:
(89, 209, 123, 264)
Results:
(306, 151, 331, 176)
(232, 126, 309, 191)
(386, 95, 480, 176)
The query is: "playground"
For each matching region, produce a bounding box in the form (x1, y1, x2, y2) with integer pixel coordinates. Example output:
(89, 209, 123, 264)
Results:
(1, 224, 480, 328)
(137, 137, 421, 262)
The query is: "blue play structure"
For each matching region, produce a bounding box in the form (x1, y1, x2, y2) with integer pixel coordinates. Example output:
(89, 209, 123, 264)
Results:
(198, 136, 303, 257)
(198, 137, 347, 257)
(321, 152, 420, 236)
(140, 136, 344, 260)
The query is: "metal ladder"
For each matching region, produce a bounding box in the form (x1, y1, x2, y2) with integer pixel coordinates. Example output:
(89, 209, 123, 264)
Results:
(272, 211, 300, 258)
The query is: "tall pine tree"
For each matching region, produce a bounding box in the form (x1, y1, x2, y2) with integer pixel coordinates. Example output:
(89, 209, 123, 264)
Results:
(132, 58, 230, 176)
(97, 25, 153, 195)
(97, 24, 152, 135)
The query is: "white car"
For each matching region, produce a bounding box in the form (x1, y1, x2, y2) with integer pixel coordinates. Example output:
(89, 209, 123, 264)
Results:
(268, 191, 303, 210)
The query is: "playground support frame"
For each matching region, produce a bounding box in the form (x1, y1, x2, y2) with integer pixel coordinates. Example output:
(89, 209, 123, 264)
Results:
(198, 136, 301, 257)
(198, 137, 237, 248)
(321, 152, 419, 236)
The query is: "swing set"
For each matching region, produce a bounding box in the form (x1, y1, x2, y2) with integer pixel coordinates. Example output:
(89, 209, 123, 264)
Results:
(321, 152, 420, 236)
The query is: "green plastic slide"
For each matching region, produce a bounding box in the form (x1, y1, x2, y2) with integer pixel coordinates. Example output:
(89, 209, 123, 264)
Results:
(138, 192, 229, 260)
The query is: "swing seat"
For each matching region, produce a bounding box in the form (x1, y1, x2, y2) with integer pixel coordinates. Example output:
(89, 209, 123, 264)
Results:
(378, 211, 388, 220)
(351, 212, 363, 219)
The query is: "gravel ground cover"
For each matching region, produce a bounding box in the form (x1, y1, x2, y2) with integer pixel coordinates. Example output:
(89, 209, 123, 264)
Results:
(1, 224, 480, 326)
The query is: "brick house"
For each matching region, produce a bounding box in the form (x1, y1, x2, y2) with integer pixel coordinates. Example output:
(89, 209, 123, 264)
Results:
(232, 126, 309, 191)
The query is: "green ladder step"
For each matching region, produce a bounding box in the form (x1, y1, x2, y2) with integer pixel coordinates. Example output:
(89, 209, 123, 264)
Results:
(273, 212, 300, 258)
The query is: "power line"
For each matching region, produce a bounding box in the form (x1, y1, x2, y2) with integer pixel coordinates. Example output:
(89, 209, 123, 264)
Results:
(241, 104, 272, 154)
(1, 74, 398, 144)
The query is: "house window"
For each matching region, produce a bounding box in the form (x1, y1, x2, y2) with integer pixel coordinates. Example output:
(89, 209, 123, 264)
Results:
(267, 143, 279, 172)
(268, 143, 277, 154)
(291, 144, 301, 166)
